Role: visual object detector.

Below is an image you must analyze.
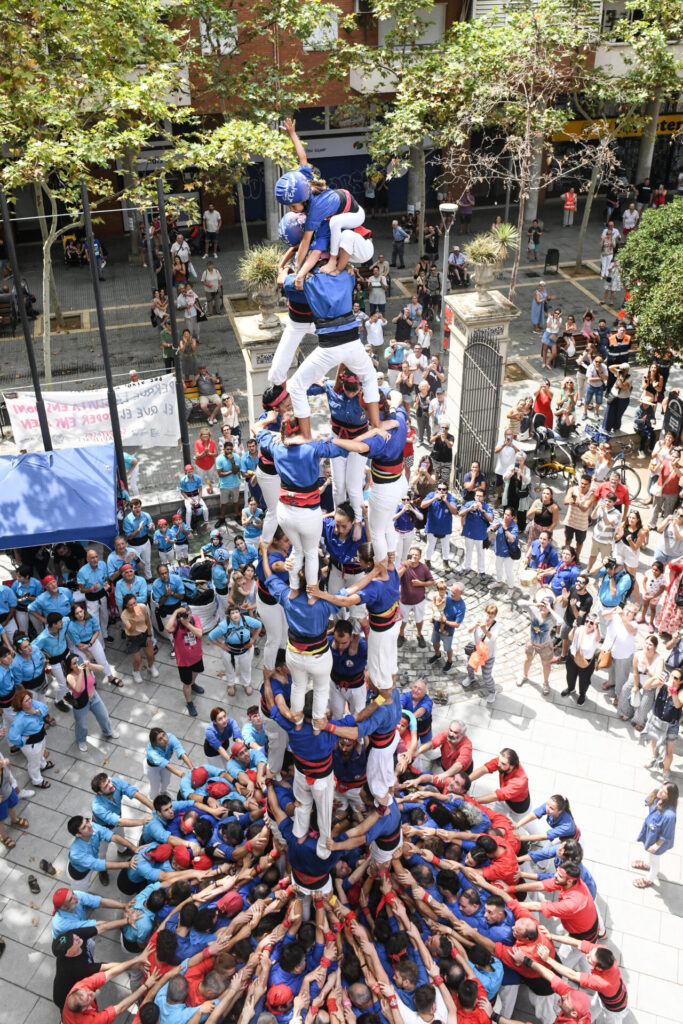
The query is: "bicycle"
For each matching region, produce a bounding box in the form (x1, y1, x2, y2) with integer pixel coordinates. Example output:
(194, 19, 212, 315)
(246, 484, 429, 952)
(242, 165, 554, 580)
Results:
(573, 424, 641, 499)
(531, 436, 577, 483)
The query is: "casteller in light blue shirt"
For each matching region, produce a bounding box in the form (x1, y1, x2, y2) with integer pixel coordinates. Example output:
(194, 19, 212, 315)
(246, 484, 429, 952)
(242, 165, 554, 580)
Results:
(91, 777, 140, 828)
(52, 890, 102, 937)
(68, 822, 112, 875)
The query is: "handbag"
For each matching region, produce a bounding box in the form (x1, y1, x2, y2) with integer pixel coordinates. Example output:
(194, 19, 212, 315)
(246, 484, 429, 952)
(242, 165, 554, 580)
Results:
(503, 529, 521, 561)
(464, 641, 476, 657)
(468, 641, 489, 672)
(196, 302, 208, 323)
(629, 686, 642, 709)
(572, 630, 590, 669)
(605, 388, 615, 405)
(597, 648, 612, 670)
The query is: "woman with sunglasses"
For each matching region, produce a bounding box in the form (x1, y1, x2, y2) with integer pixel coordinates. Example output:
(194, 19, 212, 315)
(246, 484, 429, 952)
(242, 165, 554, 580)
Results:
(563, 613, 602, 704)
(644, 669, 683, 783)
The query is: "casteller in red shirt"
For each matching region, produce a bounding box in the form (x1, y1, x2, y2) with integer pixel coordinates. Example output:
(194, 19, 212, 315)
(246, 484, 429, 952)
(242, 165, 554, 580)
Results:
(577, 941, 628, 1013)
(483, 754, 530, 811)
(430, 728, 473, 772)
(550, 978, 591, 1024)
(491, 899, 557, 980)
(536, 871, 599, 940)
(61, 972, 117, 1024)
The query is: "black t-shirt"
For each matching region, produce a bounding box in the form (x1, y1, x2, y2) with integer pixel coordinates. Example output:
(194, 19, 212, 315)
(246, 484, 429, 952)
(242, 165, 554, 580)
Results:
(563, 586, 593, 627)
(432, 434, 454, 464)
(394, 318, 412, 343)
(637, 183, 652, 204)
(53, 926, 100, 1010)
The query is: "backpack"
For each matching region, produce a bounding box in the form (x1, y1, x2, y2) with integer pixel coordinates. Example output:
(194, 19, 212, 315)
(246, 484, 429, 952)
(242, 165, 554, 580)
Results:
(616, 568, 635, 607)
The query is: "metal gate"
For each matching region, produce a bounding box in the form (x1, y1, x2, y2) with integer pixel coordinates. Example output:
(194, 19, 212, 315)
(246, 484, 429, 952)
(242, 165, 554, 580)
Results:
(455, 337, 503, 486)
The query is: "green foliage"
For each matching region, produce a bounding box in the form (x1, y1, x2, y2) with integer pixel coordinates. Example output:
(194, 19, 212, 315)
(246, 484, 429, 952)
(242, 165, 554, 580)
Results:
(465, 224, 519, 266)
(238, 243, 283, 291)
(618, 199, 683, 360)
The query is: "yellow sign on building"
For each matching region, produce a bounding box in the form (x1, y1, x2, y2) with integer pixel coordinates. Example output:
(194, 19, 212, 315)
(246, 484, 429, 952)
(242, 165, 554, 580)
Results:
(553, 113, 683, 142)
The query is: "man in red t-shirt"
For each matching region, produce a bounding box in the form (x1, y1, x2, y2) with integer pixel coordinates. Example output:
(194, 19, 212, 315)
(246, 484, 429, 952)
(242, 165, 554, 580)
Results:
(518, 863, 599, 941)
(469, 748, 530, 819)
(533, 936, 629, 1018)
(62, 961, 154, 1024)
(593, 471, 630, 516)
(523, 961, 594, 1024)
(416, 720, 473, 775)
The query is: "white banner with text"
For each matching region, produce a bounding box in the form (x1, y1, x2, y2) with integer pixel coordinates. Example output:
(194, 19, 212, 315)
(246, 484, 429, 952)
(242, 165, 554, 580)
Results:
(4, 375, 180, 450)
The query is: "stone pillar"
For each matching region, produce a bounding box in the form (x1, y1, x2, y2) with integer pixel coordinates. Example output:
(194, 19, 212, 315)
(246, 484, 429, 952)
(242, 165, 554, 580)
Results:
(264, 158, 280, 242)
(444, 287, 520, 483)
(228, 309, 289, 425)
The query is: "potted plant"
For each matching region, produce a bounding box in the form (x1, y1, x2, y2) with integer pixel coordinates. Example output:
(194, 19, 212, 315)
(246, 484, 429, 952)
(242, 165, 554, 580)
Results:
(464, 223, 519, 307)
(237, 243, 283, 331)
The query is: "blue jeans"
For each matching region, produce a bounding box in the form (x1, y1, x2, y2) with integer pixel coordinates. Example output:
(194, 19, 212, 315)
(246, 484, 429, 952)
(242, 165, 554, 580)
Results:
(584, 384, 604, 407)
(369, 303, 385, 315)
(72, 690, 114, 744)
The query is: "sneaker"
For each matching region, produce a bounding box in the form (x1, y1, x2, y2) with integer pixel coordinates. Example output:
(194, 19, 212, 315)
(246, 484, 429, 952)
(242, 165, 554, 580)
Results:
(54, 699, 71, 713)
(104, 730, 120, 739)
(149, 665, 159, 678)
(659, 769, 671, 781)
(644, 757, 658, 769)
(443, 662, 453, 672)
(397, 635, 405, 648)
(105, 636, 115, 645)
(202, 253, 208, 259)
(99, 870, 109, 886)
(577, 695, 586, 705)
(485, 693, 496, 704)
(18, 788, 35, 799)
(442, 560, 450, 570)
(191, 683, 205, 694)
(78, 742, 88, 752)
(516, 676, 527, 687)
(428, 654, 441, 664)
(560, 688, 572, 697)
(186, 701, 198, 717)
(417, 635, 426, 648)
(132, 670, 143, 684)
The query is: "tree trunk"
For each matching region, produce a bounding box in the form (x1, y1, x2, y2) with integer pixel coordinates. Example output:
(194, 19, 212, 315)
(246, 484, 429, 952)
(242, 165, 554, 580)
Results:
(33, 183, 65, 330)
(236, 180, 250, 253)
(41, 235, 52, 383)
(635, 94, 662, 184)
(575, 160, 601, 269)
(416, 144, 426, 260)
(507, 185, 526, 304)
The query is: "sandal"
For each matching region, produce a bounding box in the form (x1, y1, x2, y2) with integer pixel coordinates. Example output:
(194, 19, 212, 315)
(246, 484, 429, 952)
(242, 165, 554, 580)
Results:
(227, 686, 236, 696)
(40, 858, 57, 876)
(12, 817, 29, 829)
(27, 875, 40, 894)
(45, 715, 56, 727)
(43, 760, 55, 771)
(633, 877, 653, 888)
(631, 860, 649, 871)
(1, 837, 16, 849)
(109, 677, 124, 688)
(36, 781, 51, 789)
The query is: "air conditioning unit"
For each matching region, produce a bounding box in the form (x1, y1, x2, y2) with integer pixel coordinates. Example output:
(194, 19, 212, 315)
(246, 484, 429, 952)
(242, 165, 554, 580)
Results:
(354, 0, 373, 14)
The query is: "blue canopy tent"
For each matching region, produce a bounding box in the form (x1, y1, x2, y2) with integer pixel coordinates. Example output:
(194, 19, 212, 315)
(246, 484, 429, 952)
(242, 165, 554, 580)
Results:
(0, 445, 118, 549)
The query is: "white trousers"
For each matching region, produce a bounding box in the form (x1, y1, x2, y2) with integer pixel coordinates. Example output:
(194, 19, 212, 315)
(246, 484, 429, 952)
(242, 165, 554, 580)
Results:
(330, 452, 366, 523)
(368, 478, 406, 562)
(2, 705, 16, 737)
(268, 319, 312, 386)
(220, 647, 254, 689)
(67, 636, 113, 677)
(293, 768, 334, 860)
(367, 731, 400, 800)
(495, 985, 519, 1020)
(85, 595, 110, 639)
(329, 682, 366, 719)
(367, 622, 399, 690)
(48, 663, 68, 701)
(395, 532, 415, 566)
(15, 610, 42, 635)
(145, 762, 168, 799)
(256, 468, 280, 545)
(335, 786, 364, 814)
(494, 554, 516, 586)
(425, 534, 450, 562)
(256, 597, 288, 670)
(463, 537, 486, 573)
(157, 549, 174, 566)
(330, 211, 366, 257)
(288, 339, 379, 419)
(277, 503, 323, 590)
(286, 646, 333, 720)
(184, 499, 208, 531)
(22, 739, 48, 785)
(327, 565, 365, 624)
(264, 715, 289, 775)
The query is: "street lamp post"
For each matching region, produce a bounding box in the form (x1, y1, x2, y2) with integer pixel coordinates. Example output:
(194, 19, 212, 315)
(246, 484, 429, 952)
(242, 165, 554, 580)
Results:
(439, 202, 458, 346)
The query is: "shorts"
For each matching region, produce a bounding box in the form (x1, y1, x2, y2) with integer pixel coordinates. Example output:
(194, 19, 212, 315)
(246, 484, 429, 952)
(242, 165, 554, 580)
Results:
(588, 536, 613, 560)
(559, 621, 573, 641)
(199, 393, 220, 408)
(219, 486, 240, 504)
(666, 719, 680, 742)
(525, 640, 554, 664)
(178, 659, 204, 684)
(126, 632, 151, 654)
(431, 625, 454, 652)
(495, 474, 504, 487)
(404, 455, 414, 470)
(0, 788, 18, 822)
(399, 600, 425, 624)
(204, 231, 217, 241)
(564, 526, 587, 545)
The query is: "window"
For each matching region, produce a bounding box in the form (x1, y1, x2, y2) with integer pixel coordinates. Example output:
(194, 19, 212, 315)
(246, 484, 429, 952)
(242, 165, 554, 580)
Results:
(199, 17, 238, 56)
(304, 11, 338, 51)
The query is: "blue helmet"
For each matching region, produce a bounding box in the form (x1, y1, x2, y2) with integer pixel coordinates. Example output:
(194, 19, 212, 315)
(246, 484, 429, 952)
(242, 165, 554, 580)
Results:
(278, 212, 307, 246)
(275, 170, 311, 205)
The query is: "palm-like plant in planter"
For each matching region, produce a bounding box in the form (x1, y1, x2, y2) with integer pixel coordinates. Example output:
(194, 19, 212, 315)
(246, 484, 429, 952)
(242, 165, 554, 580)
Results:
(464, 223, 519, 307)
(237, 243, 283, 331)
